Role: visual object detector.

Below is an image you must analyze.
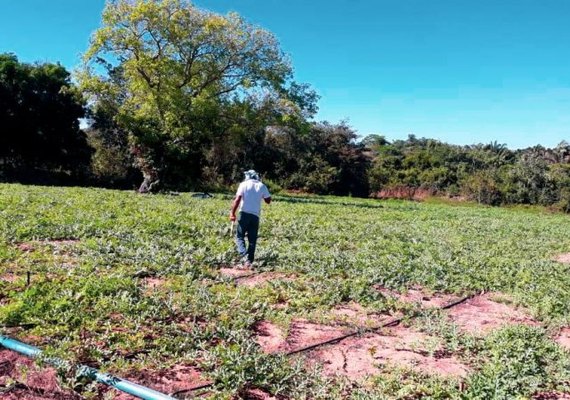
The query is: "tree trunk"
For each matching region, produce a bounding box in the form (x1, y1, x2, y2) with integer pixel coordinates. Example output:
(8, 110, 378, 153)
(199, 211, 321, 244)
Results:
(138, 170, 160, 193)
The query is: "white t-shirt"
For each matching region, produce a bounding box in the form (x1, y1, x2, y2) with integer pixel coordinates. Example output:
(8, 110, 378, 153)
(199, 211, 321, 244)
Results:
(236, 179, 271, 217)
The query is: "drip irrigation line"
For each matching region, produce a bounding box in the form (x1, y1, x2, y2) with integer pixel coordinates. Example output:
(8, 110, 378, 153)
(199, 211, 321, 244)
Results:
(171, 382, 213, 398)
(174, 292, 476, 397)
(285, 293, 473, 356)
(0, 323, 38, 329)
(0, 381, 35, 395)
(230, 272, 259, 281)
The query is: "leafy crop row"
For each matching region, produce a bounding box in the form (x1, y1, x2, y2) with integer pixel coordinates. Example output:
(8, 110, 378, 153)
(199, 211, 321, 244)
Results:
(1, 183, 569, 398)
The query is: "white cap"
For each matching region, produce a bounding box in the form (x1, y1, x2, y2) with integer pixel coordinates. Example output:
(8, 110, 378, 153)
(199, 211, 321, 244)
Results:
(244, 169, 260, 181)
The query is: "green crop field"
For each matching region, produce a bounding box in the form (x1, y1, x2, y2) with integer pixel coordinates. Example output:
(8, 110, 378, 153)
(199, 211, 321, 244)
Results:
(1, 183, 569, 399)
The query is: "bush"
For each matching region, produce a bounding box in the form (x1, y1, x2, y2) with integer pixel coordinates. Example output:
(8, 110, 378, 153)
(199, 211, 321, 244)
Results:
(461, 171, 503, 206)
(263, 179, 283, 195)
(555, 188, 570, 213)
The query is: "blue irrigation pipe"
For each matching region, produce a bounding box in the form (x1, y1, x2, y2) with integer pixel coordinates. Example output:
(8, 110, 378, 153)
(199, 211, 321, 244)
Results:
(0, 335, 175, 400)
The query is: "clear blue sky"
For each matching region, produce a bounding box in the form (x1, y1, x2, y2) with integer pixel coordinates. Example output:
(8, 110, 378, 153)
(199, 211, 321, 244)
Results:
(1, 0, 569, 149)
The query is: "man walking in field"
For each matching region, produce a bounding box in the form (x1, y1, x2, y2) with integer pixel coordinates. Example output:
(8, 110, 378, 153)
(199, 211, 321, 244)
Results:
(230, 170, 271, 267)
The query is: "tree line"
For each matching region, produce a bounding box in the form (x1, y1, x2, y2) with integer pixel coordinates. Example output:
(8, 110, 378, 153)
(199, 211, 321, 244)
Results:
(1, 0, 568, 212)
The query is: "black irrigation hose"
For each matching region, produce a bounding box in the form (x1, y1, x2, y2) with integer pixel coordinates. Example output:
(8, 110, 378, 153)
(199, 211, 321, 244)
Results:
(0, 323, 38, 329)
(173, 292, 477, 398)
(171, 383, 213, 398)
(285, 293, 474, 356)
(230, 272, 259, 282)
(0, 381, 29, 394)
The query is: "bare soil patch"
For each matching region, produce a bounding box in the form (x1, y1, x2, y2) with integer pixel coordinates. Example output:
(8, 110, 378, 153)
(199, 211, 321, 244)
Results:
(0, 272, 21, 283)
(254, 317, 469, 380)
(15, 240, 80, 272)
(44, 239, 80, 247)
(112, 364, 209, 399)
(310, 324, 469, 380)
(219, 266, 255, 278)
(15, 242, 36, 253)
(254, 320, 287, 354)
(244, 388, 279, 400)
(555, 327, 570, 351)
(446, 293, 537, 335)
(330, 302, 398, 327)
(237, 272, 295, 288)
(376, 285, 460, 308)
(141, 277, 167, 290)
(16, 239, 80, 253)
(254, 320, 350, 354)
(553, 253, 570, 264)
(0, 349, 80, 400)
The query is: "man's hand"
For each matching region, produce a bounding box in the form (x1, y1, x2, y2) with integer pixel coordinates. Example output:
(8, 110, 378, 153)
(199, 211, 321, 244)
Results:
(229, 213, 236, 221)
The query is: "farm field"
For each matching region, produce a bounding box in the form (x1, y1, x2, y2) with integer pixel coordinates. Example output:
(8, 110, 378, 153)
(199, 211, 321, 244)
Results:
(1, 183, 570, 399)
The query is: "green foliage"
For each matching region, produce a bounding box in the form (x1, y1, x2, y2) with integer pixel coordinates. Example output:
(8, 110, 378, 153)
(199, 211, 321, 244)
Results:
(272, 122, 370, 196)
(364, 135, 570, 211)
(356, 368, 462, 399)
(462, 170, 503, 205)
(1, 184, 570, 397)
(0, 53, 91, 182)
(464, 326, 570, 399)
(203, 337, 311, 396)
(79, 0, 303, 192)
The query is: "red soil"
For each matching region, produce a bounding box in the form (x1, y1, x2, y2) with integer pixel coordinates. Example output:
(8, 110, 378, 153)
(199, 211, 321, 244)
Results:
(237, 272, 296, 288)
(14, 239, 80, 272)
(15, 242, 35, 253)
(244, 388, 279, 400)
(331, 302, 398, 327)
(254, 292, 542, 382)
(0, 347, 208, 399)
(219, 267, 255, 278)
(446, 293, 537, 335)
(376, 285, 460, 308)
(112, 364, 209, 399)
(0, 273, 20, 283)
(254, 318, 469, 380)
(310, 324, 469, 380)
(554, 253, 570, 264)
(254, 320, 350, 354)
(255, 320, 288, 354)
(555, 328, 570, 351)
(16, 240, 79, 253)
(141, 277, 167, 289)
(219, 268, 296, 288)
(0, 349, 79, 400)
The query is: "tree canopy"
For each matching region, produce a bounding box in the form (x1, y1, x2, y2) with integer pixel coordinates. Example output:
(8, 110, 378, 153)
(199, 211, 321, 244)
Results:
(0, 53, 90, 183)
(80, 0, 304, 191)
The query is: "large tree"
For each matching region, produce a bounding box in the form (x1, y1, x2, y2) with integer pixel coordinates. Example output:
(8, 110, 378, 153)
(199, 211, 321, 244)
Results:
(0, 53, 90, 182)
(80, 0, 298, 192)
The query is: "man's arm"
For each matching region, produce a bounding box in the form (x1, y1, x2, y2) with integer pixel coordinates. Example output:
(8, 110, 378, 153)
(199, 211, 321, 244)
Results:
(263, 184, 271, 204)
(230, 195, 242, 221)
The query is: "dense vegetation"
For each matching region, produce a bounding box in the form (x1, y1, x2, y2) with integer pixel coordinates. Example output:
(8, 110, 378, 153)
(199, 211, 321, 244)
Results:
(0, 0, 568, 212)
(1, 184, 569, 398)
(366, 135, 570, 211)
(0, 54, 91, 183)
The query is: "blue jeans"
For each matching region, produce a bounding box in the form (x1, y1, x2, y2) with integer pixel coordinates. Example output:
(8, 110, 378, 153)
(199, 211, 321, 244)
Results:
(235, 212, 259, 263)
